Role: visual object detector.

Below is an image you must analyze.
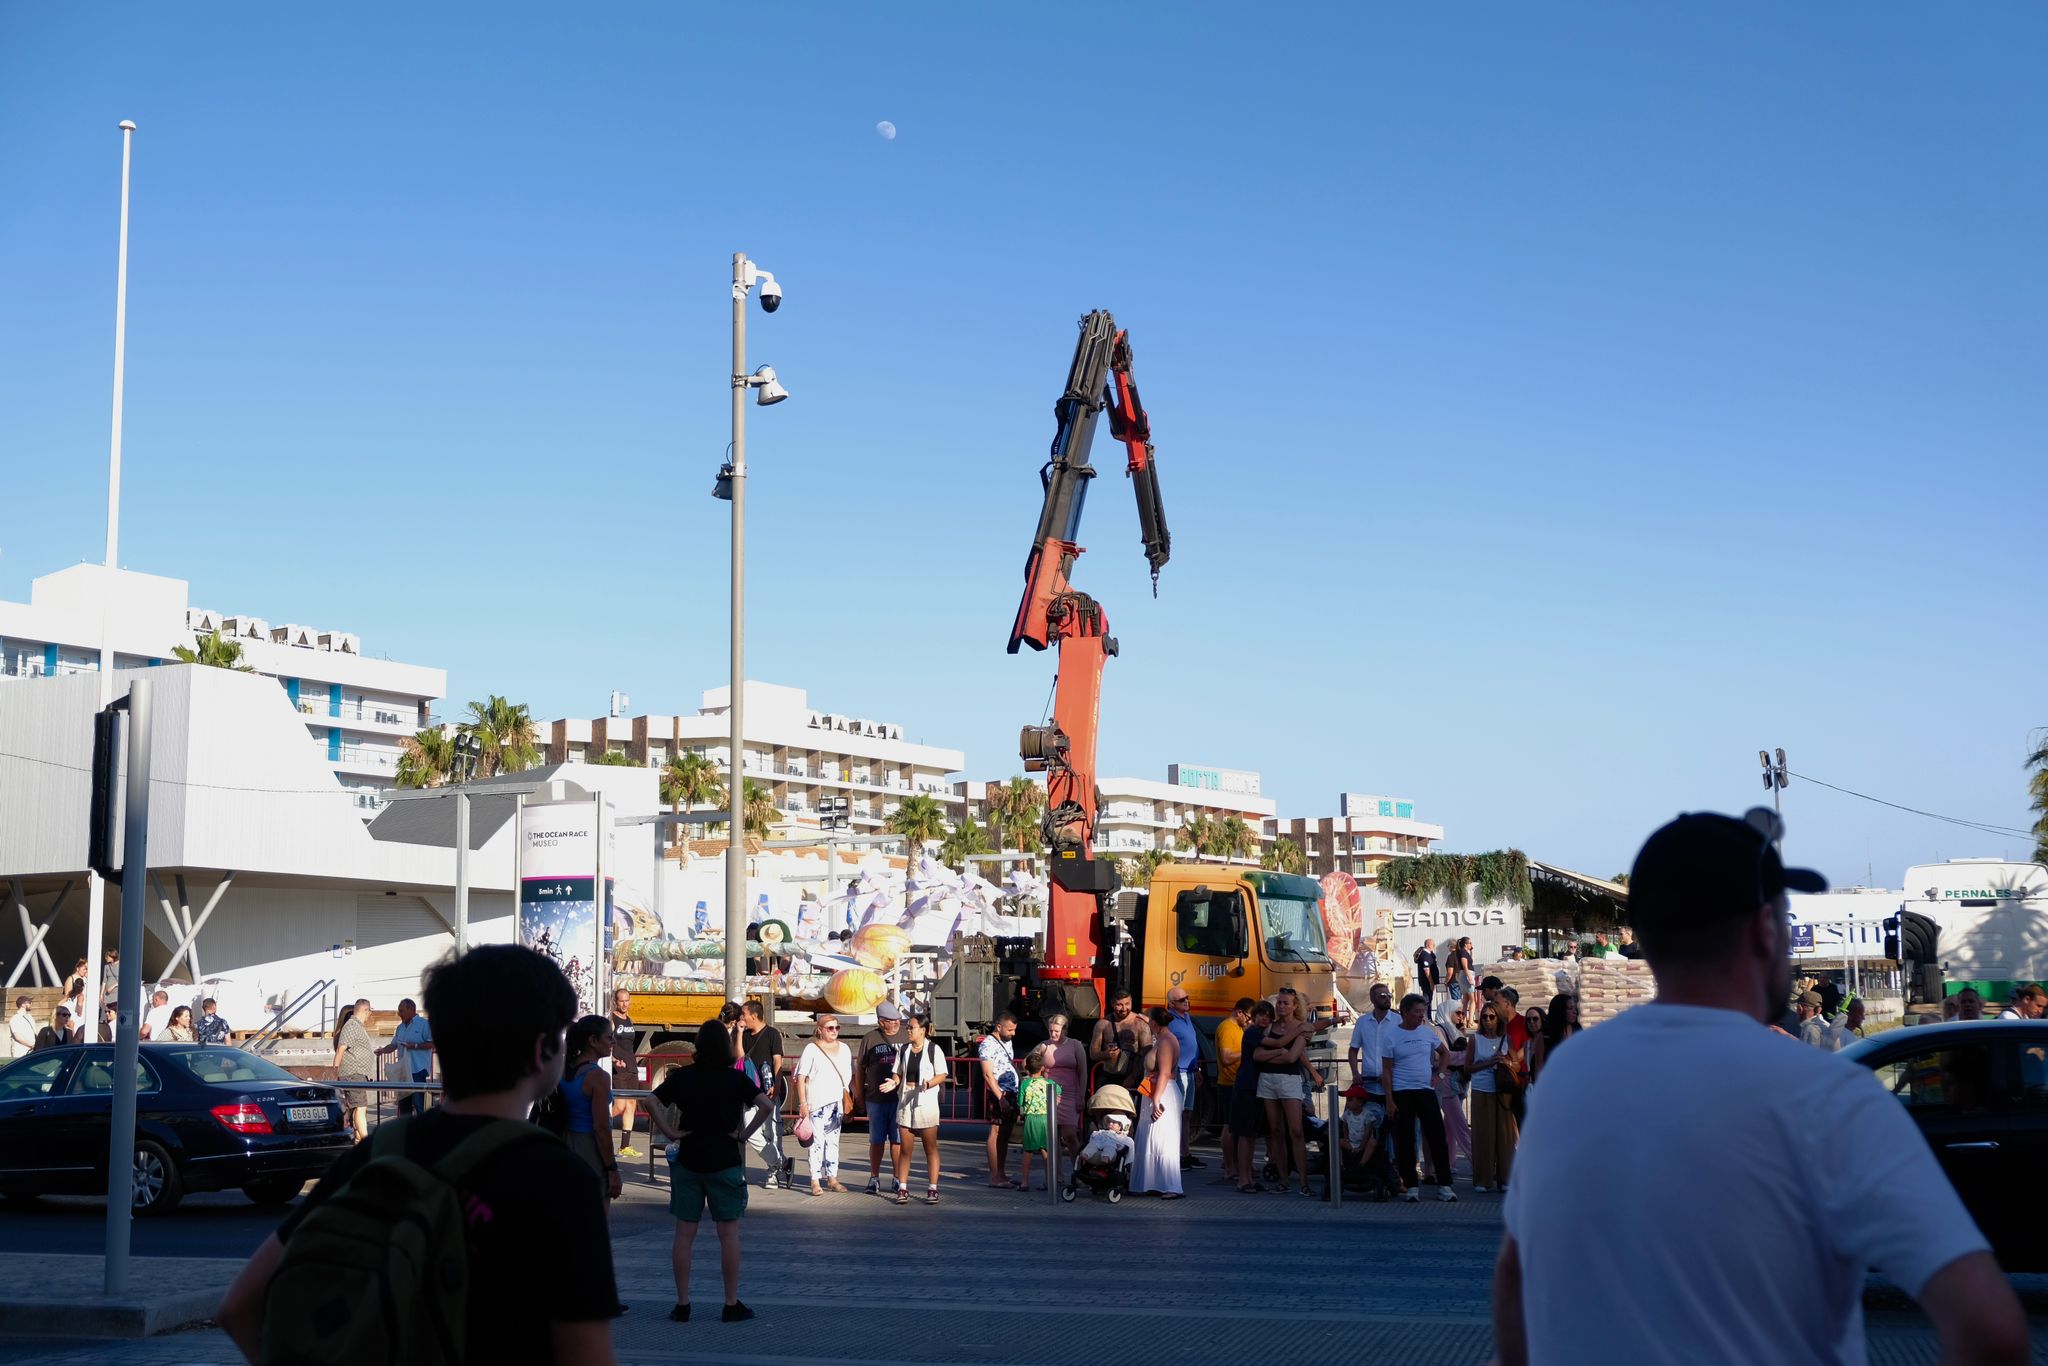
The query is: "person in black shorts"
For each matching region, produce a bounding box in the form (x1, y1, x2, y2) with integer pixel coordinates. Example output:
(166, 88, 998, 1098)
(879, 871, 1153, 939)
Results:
(1229, 1000, 1275, 1193)
(650, 1019, 763, 1323)
(217, 944, 619, 1365)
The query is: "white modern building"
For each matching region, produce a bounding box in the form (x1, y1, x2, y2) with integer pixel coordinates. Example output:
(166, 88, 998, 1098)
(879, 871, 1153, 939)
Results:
(0, 564, 445, 816)
(1270, 792, 1447, 881)
(0, 665, 518, 1013)
(542, 682, 966, 835)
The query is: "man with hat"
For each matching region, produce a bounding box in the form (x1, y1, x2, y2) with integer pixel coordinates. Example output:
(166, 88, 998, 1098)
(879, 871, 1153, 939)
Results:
(1491, 808, 2024, 1366)
(852, 1001, 905, 1197)
(1794, 989, 1829, 1048)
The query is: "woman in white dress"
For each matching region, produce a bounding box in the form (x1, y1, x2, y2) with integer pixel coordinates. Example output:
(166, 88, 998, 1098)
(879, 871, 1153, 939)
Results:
(1132, 1006, 1184, 1199)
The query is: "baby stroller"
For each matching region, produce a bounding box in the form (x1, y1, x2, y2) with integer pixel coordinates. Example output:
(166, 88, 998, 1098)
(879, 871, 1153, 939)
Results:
(1062, 1084, 1137, 1205)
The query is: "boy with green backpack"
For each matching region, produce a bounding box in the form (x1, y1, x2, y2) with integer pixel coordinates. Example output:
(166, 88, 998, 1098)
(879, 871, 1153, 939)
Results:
(216, 944, 620, 1366)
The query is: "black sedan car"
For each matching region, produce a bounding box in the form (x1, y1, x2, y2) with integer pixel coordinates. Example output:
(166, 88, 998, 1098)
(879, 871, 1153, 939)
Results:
(0, 1043, 355, 1215)
(1844, 1019, 2048, 1271)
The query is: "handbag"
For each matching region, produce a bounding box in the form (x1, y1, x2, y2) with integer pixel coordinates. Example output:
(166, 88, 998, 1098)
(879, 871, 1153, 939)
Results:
(794, 1114, 816, 1147)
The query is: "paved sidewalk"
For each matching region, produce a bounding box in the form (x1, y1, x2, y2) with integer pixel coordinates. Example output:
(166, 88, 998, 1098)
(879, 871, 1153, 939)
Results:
(2, 1136, 2041, 1364)
(0, 1254, 238, 1339)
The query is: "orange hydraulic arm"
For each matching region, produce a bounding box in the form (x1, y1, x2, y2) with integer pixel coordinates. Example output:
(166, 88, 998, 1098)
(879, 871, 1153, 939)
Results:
(1011, 311, 1170, 983)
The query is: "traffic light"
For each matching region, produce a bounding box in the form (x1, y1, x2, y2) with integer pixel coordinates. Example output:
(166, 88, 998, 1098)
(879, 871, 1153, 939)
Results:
(88, 701, 129, 884)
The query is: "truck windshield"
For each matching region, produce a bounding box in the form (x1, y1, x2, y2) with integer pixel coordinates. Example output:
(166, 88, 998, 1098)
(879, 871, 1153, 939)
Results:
(1260, 894, 1330, 964)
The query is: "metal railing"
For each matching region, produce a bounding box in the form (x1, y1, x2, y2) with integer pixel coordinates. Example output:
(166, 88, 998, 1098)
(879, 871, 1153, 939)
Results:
(241, 979, 337, 1054)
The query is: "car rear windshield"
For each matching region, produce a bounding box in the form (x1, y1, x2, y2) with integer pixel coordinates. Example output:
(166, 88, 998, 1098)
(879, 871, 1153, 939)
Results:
(163, 1048, 304, 1086)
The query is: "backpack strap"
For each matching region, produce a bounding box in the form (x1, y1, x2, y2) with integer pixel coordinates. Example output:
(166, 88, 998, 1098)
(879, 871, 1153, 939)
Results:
(433, 1118, 550, 1188)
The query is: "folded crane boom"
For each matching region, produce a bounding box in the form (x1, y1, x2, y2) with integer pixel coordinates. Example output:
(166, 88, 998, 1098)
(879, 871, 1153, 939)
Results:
(1008, 310, 1170, 990)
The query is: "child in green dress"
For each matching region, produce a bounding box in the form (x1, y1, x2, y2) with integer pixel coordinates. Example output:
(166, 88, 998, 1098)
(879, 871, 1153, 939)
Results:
(1017, 1048, 1058, 1191)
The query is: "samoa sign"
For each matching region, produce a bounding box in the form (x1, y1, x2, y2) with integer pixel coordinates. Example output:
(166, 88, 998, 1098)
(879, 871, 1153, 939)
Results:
(1390, 906, 1509, 929)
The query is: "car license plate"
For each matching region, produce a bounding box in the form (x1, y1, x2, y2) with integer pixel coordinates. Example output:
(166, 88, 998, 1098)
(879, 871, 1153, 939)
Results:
(286, 1105, 328, 1125)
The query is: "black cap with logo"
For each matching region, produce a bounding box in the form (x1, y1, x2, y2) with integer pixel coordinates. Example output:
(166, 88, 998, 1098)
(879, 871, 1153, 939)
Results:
(1627, 808, 1827, 933)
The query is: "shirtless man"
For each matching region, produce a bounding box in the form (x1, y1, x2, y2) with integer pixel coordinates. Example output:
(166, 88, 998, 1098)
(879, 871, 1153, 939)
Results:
(1090, 988, 1153, 1093)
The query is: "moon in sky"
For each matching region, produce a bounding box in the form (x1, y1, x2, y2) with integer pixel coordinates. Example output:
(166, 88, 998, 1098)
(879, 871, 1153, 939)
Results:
(875, 120, 897, 140)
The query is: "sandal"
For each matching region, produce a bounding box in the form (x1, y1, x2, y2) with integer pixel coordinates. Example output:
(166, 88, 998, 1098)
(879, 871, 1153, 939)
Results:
(925, 1187, 940, 1205)
(1237, 1182, 1258, 1195)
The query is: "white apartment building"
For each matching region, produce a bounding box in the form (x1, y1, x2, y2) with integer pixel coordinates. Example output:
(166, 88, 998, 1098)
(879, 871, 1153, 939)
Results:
(542, 682, 966, 835)
(0, 564, 445, 816)
(958, 763, 1278, 864)
(1270, 792, 1447, 881)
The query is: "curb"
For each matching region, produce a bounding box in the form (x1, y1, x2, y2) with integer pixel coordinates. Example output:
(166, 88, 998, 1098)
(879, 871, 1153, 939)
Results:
(0, 1286, 223, 1338)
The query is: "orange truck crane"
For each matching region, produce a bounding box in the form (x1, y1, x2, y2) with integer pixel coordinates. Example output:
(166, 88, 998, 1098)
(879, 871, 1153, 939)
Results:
(929, 311, 1336, 1087)
(1008, 310, 1170, 1009)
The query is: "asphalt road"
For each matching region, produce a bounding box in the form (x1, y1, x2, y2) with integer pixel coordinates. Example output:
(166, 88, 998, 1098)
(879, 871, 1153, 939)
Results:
(4, 1136, 2046, 1365)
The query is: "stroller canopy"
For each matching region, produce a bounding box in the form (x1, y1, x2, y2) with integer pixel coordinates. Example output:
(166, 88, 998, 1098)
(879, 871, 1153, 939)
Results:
(1087, 1084, 1137, 1119)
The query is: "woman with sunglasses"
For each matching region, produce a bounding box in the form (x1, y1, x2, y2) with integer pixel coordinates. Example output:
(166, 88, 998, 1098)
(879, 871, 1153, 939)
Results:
(794, 1014, 853, 1196)
(1462, 1002, 1521, 1193)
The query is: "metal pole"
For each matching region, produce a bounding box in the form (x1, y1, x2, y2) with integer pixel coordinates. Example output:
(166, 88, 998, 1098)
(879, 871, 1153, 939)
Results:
(724, 251, 748, 1004)
(105, 120, 136, 574)
(103, 678, 151, 1294)
(1327, 1081, 1341, 1205)
(86, 119, 139, 1041)
(454, 789, 470, 955)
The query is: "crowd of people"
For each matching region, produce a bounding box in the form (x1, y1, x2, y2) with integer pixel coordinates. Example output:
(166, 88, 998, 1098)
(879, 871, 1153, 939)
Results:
(7, 951, 240, 1057)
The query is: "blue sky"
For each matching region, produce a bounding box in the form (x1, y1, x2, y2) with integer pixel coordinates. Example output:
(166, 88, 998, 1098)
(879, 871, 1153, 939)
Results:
(3, 5, 2043, 884)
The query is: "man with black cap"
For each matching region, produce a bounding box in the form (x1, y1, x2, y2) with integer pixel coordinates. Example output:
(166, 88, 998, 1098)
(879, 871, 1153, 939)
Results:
(1491, 809, 2026, 1366)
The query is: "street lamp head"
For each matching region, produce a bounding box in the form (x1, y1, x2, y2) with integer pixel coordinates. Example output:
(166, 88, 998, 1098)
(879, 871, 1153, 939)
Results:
(118, 120, 137, 132)
(750, 364, 789, 406)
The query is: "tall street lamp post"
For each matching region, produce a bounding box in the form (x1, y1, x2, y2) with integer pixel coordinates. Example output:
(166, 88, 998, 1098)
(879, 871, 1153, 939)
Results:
(719, 252, 787, 1002)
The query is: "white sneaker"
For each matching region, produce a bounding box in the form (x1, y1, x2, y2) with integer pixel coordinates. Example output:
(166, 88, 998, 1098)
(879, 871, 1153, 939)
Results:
(1437, 1186, 1458, 1202)
(1472, 1184, 1490, 1193)
(761, 1172, 779, 1190)
(1404, 1188, 1420, 1202)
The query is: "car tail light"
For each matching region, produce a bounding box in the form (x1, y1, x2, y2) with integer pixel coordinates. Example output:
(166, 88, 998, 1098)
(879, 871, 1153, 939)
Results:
(212, 1102, 273, 1135)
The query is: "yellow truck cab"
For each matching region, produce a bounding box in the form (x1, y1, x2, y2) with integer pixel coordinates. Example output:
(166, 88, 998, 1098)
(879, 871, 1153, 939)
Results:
(1119, 864, 1339, 1057)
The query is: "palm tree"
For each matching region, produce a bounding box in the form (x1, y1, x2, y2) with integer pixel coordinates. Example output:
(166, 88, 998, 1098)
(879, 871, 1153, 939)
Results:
(660, 753, 726, 855)
(172, 628, 253, 672)
(1180, 812, 1219, 859)
(2027, 729, 2048, 865)
(1262, 837, 1306, 874)
(396, 728, 453, 789)
(984, 777, 1044, 856)
(939, 818, 990, 873)
(460, 695, 539, 777)
(743, 780, 781, 840)
(1218, 815, 1257, 864)
(1121, 846, 1174, 886)
(591, 749, 636, 767)
(886, 793, 950, 868)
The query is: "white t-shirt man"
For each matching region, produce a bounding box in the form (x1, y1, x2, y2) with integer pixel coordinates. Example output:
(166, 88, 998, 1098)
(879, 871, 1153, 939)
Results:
(141, 998, 174, 1041)
(1382, 1023, 1439, 1092)
(1505, 1003, 1988, 1366)
(8, 1005, 36, 1058)
(1348, 1010, 1397, 1095)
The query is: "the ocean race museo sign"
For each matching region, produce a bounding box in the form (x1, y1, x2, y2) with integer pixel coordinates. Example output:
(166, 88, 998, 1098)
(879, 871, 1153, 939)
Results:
(518, 799, 611, 1017)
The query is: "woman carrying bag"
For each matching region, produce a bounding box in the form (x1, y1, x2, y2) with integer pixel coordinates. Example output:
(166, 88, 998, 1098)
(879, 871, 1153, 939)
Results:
(890, 1013, 948, 1206)
(1462, 1003, 1522, 1194)
(794, 1015, 853, 1196)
